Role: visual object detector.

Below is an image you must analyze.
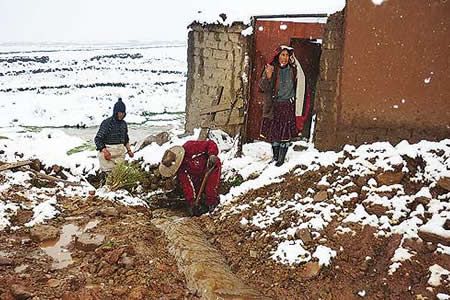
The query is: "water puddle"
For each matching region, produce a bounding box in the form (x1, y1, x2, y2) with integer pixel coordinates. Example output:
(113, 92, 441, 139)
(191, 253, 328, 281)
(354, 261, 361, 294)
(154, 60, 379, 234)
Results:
(40, 220, 100, 269)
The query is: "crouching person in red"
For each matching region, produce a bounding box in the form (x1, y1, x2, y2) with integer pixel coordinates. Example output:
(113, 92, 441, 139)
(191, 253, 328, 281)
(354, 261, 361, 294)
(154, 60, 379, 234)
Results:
(159, 140, 221, 216)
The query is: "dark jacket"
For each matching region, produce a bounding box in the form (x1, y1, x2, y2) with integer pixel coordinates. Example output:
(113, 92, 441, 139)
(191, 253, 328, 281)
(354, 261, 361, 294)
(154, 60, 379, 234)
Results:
(94, 116, 129, 151)
(94, 99, 129, 151)
(259, 64, 297, 120)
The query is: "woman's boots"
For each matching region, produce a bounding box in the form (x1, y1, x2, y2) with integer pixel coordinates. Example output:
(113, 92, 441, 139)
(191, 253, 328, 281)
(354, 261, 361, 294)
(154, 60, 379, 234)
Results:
(271, 144, 280, 163)
(270, 142, 289, 167)
(275, 143, 289, 167)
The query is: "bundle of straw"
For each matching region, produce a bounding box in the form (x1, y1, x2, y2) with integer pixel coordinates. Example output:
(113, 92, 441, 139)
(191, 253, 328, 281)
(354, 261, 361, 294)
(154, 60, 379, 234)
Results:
(106, 162, 144, 191)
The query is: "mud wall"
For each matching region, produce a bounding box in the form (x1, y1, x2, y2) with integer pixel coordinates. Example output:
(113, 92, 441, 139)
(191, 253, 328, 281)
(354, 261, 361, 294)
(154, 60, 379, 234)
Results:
(315, 0, 450, 150)
(185, 23, 250, 135)
(314, 12, 345, 150)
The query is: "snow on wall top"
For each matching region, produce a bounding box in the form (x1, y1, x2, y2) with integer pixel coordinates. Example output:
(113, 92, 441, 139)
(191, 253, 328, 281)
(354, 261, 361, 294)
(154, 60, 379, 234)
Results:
(190, 0, 345, 26)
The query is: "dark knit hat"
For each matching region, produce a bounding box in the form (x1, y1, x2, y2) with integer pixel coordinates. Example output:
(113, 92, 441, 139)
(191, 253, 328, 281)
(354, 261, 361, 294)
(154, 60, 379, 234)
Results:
(113, 97, 126, 116)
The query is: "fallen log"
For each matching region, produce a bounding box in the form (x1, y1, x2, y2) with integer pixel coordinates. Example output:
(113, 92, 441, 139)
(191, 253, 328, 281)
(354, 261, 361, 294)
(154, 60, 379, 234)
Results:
(0, 160, 33, 172)
(20, 166, 82, 187)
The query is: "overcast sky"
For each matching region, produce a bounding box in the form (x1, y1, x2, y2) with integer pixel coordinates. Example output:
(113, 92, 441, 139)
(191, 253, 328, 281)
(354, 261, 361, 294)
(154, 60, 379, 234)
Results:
(0, 0, 346, 44)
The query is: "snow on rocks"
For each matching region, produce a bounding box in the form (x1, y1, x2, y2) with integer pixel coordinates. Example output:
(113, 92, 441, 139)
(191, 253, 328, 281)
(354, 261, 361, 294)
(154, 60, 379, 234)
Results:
(216, 138, 450, 278)
(388, 243, 415, 275)
(419, 213, 450, 246)
(428, 264, 450, 287)
(0, 201, 20, 230)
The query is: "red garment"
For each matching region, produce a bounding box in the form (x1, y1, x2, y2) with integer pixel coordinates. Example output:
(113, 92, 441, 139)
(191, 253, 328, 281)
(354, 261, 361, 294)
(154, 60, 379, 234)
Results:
(295, 87, 311, 132)
(177, 140, 221, 207)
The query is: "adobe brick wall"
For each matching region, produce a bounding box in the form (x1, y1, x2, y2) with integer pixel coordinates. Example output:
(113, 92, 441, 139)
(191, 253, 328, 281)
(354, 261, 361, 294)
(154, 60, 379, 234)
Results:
(185, 23, 250, 135)
(314, 11, 345, 150)
(315, 0, 450, 150)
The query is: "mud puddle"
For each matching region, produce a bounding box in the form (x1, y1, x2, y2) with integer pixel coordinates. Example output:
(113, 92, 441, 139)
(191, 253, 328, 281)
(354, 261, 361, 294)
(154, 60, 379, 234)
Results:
(40, 220, 100, 269)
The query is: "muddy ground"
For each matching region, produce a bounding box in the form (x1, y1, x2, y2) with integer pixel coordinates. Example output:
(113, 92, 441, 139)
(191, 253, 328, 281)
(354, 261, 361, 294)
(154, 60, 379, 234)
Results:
(197, 166, 450, 300)
(0, 190, 198, 300)
(0, 160, 449, 299)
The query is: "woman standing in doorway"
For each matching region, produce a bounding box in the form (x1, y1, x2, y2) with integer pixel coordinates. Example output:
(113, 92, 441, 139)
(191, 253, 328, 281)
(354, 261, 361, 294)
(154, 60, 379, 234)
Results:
(259, 45, 309, 166)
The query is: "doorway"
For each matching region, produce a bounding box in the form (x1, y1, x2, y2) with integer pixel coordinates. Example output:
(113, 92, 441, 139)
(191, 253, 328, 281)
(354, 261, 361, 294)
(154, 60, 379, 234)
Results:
(245, 18, 325, 142)
(290, 38, 322, 139)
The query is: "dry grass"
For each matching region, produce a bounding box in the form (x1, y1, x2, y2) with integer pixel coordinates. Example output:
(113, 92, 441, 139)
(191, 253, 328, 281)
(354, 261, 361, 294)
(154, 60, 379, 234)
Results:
(106, 161, 145, 191)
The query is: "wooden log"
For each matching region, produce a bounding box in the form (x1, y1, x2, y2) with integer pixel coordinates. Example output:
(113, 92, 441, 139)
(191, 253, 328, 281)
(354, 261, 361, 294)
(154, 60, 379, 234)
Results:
(0, 160, 33, 172)
(20, 166, 82, 186)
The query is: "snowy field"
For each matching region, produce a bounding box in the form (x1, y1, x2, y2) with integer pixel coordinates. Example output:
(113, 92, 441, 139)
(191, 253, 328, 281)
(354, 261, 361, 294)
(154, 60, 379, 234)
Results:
(0, 42, 186, 131)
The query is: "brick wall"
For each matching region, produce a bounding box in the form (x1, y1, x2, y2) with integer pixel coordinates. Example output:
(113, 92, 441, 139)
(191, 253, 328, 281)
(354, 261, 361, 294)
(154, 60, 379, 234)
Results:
(185, 22, 250, 135)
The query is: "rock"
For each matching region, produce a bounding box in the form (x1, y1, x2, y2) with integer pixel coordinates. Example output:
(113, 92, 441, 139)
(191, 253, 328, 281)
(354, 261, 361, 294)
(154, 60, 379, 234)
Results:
(355, 176, 369, 187)
(30, 159, 41, 172)
(97, 264, 115, 277)
(137, 132, 170, 151)
(293, 144, 308, 152)
(10, 284, 33, 300)
(316, 184, 329, 191)
(313, 191, 328, 203)
(51, 164, 62, 174)
(407, 196, 431, 211)
(21, 239, 32, 245)
(119, 256, 134, 267)
(418, 229, 450, 246)
(47, 279, 60, 288)
(104, 248, 125, 264)
(0, 291, 14, 300)
(445, 219, 450, 231)
(249, 250, 258, 258)
(364, 204, 388, 217)
(425, 243, 438, 252)
(30, 225, 59, 242)
(98, 207, 119, 217)
(437, 177, 450, 191)
(75, 233, 105, 251)
(299, 262, 321, 278)
(415, 196, 431, 205)
(295, 228, 313, 244)
(0, 257, 14, 266)
(376, 171, 404, 185)
(116, 206, 129, 215)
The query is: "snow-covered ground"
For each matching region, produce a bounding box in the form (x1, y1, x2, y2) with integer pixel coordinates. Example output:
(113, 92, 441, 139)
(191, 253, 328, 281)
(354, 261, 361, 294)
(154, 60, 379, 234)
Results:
(0, 42, 186, 128)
